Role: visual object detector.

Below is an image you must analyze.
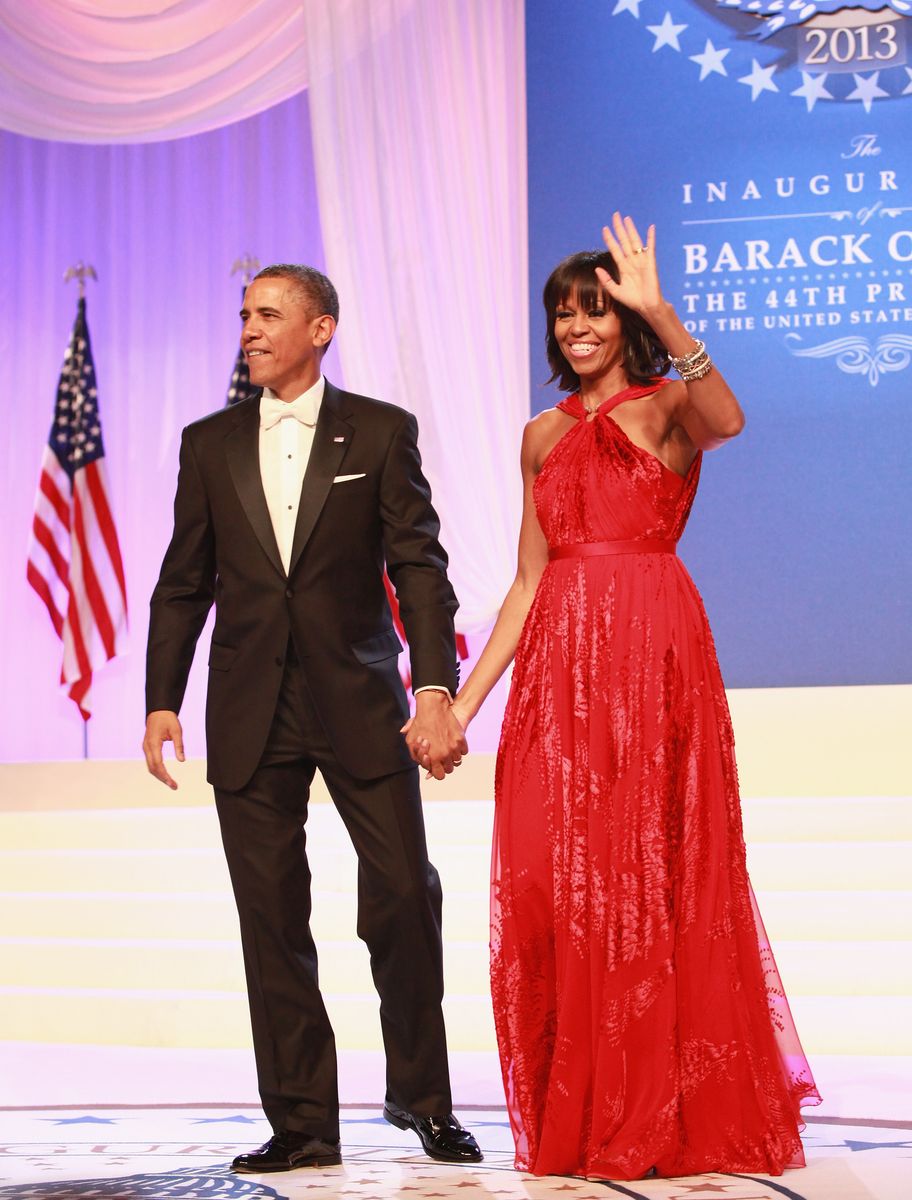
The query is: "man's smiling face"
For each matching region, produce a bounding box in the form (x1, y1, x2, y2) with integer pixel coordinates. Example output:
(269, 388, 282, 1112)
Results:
(240, 277, 334, 401)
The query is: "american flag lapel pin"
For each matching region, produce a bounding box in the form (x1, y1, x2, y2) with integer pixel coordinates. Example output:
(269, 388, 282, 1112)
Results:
(333, 436, 345, 442)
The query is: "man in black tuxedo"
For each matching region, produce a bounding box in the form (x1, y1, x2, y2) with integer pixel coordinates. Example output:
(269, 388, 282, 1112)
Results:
(142, 264, 480, 1172)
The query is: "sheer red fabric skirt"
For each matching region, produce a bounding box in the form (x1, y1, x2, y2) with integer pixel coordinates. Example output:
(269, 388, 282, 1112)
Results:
(491, 389, 820, 1180)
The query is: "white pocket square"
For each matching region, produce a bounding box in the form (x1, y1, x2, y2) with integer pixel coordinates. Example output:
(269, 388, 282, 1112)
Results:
(333, 473, 366, 483)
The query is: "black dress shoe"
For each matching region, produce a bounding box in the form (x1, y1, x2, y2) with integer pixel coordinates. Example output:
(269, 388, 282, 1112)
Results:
(231, 1130, 342, 1173)
(383, 1100, 483, 1163)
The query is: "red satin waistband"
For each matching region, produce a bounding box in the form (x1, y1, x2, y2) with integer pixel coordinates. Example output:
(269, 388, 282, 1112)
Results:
(549, 538, 677, 560)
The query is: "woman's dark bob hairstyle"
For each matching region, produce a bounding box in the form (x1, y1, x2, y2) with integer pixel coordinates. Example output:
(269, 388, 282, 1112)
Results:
(543, 251, 670, 391)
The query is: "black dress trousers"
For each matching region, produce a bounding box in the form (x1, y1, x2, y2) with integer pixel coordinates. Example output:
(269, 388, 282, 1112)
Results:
(213, 647, 452, 1139)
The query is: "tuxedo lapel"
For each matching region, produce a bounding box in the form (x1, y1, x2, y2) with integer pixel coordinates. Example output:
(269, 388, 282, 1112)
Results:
(224, 396, 284, 578)
(288, 381, 353, 576)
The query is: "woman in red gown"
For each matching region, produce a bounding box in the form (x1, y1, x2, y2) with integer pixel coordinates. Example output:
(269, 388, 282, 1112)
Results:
(450, 215, 819, 1180)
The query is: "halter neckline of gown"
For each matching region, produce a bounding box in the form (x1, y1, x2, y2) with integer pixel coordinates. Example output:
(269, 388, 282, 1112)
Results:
(558, 378, 669, 420)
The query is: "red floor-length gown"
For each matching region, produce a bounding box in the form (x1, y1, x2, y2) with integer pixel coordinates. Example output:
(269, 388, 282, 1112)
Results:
(492, 382, 820, 1180)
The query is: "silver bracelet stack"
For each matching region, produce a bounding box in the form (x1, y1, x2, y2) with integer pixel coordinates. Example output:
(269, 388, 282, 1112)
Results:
(669, 338, 713, 382)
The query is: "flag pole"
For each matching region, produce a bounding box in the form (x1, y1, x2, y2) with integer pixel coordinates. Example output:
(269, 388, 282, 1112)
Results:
(225, 254, 261, 407)
(66, 263, 97, 762)
(66, 266, 96, 758)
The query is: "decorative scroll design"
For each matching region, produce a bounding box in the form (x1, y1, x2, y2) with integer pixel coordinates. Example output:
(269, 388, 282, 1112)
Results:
(784, 333, 912, 385)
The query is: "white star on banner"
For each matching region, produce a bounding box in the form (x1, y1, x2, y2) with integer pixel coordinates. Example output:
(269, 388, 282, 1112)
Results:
(791, 71, 833, 112)
(903, 67, 912, 95)
(690, 39, 730, 81)
(612, 0, 642, 15)
(646, 12, 686, 51)
(846, 71, 888, 112)
(738, 58, 779, 100)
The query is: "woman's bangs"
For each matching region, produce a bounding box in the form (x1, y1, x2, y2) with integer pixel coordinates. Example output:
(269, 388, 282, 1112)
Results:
(549, 255, 614, 315)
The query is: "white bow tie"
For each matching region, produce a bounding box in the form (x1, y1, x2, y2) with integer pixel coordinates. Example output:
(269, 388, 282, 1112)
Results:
(259, 392, 319, 430)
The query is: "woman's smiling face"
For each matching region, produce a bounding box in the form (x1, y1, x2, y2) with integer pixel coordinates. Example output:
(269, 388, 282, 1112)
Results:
(553, 287, 625, 382)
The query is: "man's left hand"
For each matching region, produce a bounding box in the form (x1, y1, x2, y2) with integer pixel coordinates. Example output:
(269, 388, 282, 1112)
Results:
(401, 691, 468, 780)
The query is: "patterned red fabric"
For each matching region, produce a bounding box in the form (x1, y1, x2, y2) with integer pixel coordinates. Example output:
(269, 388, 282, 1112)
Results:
(492, 382, 819, 1180)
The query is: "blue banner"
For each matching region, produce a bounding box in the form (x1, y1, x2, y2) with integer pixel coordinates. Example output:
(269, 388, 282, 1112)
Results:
(526, 0, 912, 685)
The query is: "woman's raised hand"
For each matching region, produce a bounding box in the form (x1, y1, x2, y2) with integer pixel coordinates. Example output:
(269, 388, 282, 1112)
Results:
(598, 212, 664, 315)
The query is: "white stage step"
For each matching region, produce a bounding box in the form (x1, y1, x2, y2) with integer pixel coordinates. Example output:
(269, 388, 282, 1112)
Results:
(1, 755, 910, 1058)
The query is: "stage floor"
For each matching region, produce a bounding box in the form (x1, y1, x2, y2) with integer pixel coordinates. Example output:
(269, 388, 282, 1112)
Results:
(1, 1046, 910, 1199)
(1, 1108, 909, 1199)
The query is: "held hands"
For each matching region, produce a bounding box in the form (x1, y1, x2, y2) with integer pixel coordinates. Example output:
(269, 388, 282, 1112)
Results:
(597, 212, 665, 317)
(400, 691, 469, 781)
(142, 710, 185, 790)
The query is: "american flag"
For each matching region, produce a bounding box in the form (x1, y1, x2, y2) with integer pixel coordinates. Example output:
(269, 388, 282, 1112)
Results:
(225, 342, 258, 406)
(26, 297, 128, 719)
(226, 288, 258, 406)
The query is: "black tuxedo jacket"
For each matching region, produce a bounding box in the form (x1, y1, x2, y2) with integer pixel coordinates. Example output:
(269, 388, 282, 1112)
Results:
(146, 381, 459, 791)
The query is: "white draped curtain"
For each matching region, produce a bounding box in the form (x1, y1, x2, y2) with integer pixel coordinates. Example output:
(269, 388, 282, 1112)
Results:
(0, 0, 311, 143)
(303, 1, 527, 629)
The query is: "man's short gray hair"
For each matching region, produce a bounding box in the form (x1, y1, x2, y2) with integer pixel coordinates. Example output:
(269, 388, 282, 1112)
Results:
(253, 264, 339, 323)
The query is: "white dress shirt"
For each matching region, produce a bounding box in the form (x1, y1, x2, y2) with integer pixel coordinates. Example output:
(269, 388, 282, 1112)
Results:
(258, 377, 324, 575)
